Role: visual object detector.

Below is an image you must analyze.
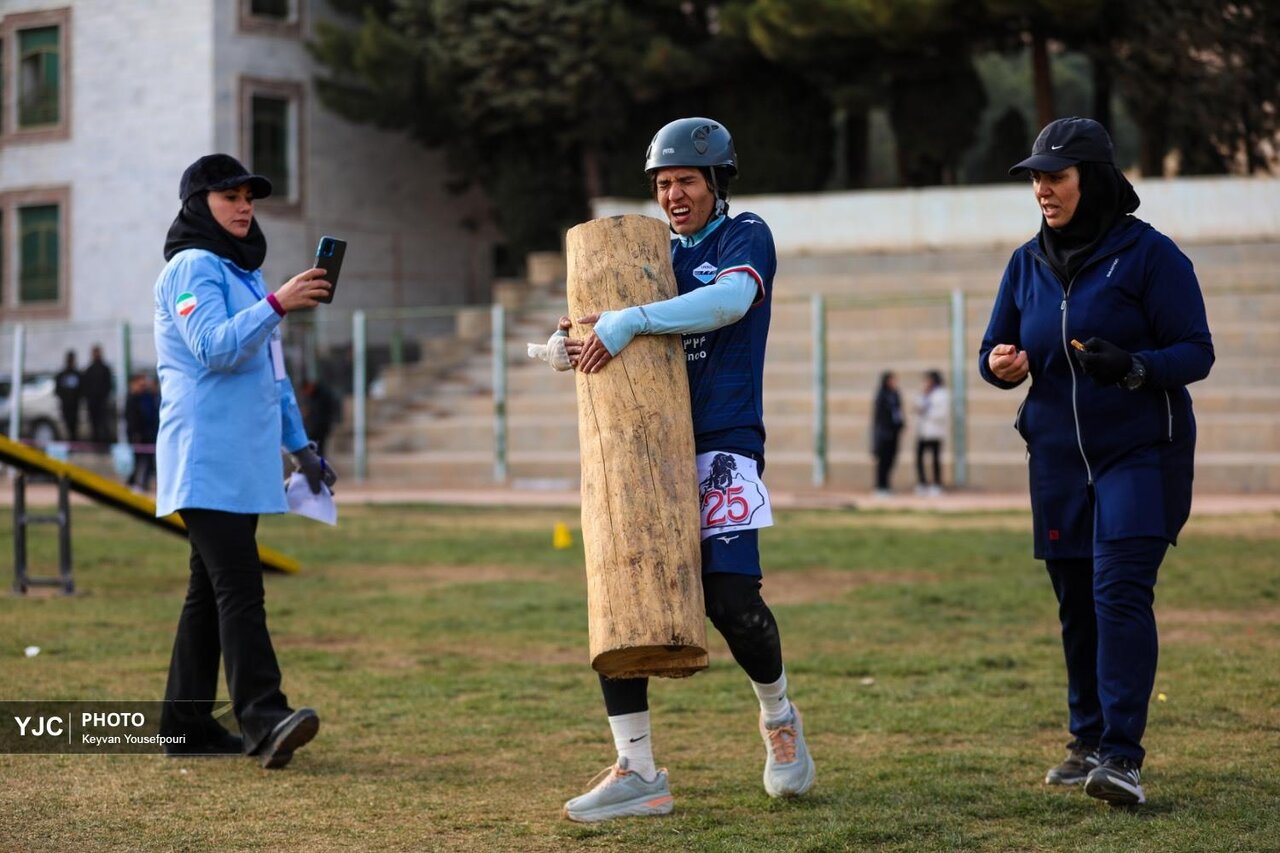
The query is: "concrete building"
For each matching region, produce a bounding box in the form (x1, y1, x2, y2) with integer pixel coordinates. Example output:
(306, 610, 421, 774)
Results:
(0, 0, 493, 370)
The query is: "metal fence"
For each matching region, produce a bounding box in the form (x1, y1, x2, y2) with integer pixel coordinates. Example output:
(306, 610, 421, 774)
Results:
(2, 288, 971, 488)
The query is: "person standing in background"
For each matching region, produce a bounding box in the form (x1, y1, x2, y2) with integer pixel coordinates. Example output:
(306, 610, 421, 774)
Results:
(124, 372, 160, 491)
(300, 378, 338, 458)
(871, 371, 904, 497)
(54, 350, 82, 442)
(81, 344, 115, 446)
(914, 370, 949, 496)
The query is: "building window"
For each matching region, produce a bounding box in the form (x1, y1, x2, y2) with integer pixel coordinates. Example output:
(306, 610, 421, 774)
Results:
(240, 78, 305, 213)
(18, 204, 59, 303)
(239, 0, 302, 37)
(251, 0, 292, 20)
(0, 188, 70, 317)
(252, 94, 291, 199)
(1, 8, 72, 142)
(18, 26, 59, 127)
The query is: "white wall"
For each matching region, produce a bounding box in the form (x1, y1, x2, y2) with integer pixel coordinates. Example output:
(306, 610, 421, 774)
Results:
(1, 0, 215, 337)
(2, 0, 495, 370)
(594, 175, 1280, 255)
(213, 0, 494, 318)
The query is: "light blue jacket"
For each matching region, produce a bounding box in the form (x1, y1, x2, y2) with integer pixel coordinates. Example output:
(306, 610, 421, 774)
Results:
(153, 249, 308, 517)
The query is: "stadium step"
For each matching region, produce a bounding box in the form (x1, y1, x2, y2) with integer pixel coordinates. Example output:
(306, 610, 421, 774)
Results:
(350, 241, 1279, 494)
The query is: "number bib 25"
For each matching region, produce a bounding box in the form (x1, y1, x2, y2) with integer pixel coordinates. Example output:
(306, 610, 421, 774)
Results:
(696, 451, 774, 540)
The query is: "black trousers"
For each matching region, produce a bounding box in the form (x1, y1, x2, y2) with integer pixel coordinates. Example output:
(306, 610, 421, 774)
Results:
(916, 439, 942, 486)
(873, 436, 900, 490)
(599, 572, 784, 716)
(1045, 536, 1168, 765)
(86, 397, 111, 445)
(129, 452, 155, 490)
(161, 509, 293, 752)
(59, 402, 80, 442)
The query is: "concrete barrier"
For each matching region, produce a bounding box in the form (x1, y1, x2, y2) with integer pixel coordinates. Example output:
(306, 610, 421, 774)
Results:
(594, 175, 1280, 255)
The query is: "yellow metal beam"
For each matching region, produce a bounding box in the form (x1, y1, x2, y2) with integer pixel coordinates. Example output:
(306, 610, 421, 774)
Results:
(0, 435, 299, 574)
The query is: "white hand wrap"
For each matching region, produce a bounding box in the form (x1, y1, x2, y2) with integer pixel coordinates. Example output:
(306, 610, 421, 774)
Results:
(526, 329, 572, 371)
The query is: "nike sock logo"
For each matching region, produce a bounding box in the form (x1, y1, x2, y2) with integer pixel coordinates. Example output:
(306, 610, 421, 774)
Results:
(628, 734, 648, 743)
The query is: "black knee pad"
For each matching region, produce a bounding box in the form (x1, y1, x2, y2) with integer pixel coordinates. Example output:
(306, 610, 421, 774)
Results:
(703, 572, 782, 683)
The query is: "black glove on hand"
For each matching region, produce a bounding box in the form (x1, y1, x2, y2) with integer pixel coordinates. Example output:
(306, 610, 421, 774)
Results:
(291, 443, 337, 494)
(1073, 337, 1133, 386)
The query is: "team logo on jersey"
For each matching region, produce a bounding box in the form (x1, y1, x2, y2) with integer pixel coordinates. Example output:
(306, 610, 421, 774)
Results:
(175, 292, 198, 317)
(692, 262, 718, 283)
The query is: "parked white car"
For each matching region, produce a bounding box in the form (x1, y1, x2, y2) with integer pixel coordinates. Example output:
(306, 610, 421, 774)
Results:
(0, 374, 66, 445)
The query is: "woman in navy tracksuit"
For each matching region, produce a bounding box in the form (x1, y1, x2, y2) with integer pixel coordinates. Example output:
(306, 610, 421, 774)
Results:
(979, 118, 1214, 806)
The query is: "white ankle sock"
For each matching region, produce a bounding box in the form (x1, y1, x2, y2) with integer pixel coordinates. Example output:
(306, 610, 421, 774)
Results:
(608, 711, 656, 780)
(752, 670, 793, 725)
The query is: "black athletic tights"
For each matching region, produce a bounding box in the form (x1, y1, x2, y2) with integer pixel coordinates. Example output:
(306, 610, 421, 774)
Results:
(599, 571, 784, 716)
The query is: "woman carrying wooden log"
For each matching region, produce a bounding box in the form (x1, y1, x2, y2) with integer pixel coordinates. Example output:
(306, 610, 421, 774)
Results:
(544, 117, 816, 822)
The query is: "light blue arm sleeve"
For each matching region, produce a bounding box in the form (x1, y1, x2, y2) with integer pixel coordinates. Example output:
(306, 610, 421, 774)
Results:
(593, 271, 758, 356)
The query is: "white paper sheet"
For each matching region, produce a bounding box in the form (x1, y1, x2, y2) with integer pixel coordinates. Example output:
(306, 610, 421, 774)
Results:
(285, 472, 337, 525)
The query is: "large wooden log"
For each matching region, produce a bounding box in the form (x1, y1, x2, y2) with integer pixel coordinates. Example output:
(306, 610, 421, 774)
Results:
(566, 214, 707, 679)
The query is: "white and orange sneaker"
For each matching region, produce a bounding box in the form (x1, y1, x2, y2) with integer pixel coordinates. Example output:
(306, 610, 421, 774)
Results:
(562, 757, 674, 822)
(760, 704, 816, 798)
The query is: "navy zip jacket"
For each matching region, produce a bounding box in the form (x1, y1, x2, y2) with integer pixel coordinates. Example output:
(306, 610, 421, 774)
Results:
(978, 217, 1214, 559)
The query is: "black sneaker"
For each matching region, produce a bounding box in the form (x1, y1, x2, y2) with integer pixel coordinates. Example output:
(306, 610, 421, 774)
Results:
(1044, 739, 1101, 785)
(1084, 756, 1145, 805)
(258, 708, 320, 770)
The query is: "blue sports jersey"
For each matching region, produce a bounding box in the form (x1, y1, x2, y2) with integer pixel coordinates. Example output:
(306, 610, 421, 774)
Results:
(673, 211, 775, 457)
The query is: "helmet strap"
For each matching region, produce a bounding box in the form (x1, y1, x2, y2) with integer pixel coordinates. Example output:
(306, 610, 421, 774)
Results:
(707, 168, 728, 219)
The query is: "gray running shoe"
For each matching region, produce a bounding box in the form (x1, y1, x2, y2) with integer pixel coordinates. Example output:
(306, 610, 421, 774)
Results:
(1084, 757, 1146, 806)
(760, 704, 816, 798)
(562, 757, 674, 823)
(1045, 738, 1101, 785)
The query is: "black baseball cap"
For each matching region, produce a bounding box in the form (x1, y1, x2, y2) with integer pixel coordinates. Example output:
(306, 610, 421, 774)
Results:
(1008, 117, 1115, 175)
(179, 153, 273, 202)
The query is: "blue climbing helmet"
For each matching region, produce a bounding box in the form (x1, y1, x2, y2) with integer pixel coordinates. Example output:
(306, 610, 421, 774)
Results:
(644, 117, 738, 175)
(644, 117, 737, 216)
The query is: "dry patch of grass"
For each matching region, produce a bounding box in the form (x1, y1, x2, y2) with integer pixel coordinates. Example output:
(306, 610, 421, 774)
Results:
(1180, 512, 1280, 539)
(764, 568, 939, 605)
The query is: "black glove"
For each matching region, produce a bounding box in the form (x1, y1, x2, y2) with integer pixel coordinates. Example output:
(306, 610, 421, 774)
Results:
(1073, 337, 1133, 385)
(291, 442, 337, 494)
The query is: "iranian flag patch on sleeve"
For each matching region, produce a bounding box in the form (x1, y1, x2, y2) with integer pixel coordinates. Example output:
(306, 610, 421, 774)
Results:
(176, 292, 198, 317)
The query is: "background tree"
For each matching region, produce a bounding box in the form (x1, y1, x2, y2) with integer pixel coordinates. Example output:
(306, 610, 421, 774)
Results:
(744, 0, 993, 187)
(312, 0, 1275, 266)
(978, 0, 1108, 127)
(1106, 0, 1279, 175)
(743, 0, 889, 189)
(313, 0, 832, 268)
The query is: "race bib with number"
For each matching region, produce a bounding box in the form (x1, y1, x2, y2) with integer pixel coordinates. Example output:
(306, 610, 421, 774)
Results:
(696, 451, 773, 539)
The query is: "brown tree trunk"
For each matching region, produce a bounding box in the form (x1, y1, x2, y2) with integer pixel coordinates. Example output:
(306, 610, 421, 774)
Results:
(581, 145, 603, 205)
(1092, 54, 1113, 133)
(1136, 110, 1168, 176)
(565, 214, 707, 679)
(1031, 29, 1056, 129)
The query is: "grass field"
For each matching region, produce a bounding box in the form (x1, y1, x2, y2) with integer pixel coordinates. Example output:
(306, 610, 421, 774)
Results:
(1, 502, 1278, 852)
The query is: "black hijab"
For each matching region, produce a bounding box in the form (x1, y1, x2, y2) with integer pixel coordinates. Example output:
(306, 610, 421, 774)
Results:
(1038, 162, 1140, 284)
(163, 192, 267, 271)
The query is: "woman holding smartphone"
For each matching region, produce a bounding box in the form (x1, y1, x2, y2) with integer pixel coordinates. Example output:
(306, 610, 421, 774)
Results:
(979, 118, 1214, 806)
(155, 154, 336, 768)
